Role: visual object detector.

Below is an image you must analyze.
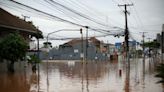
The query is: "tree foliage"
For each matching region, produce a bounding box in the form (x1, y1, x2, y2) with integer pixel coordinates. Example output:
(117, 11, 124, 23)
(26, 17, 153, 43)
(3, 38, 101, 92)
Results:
(0, 33, 28, 62)
(143, 40, 160, 48)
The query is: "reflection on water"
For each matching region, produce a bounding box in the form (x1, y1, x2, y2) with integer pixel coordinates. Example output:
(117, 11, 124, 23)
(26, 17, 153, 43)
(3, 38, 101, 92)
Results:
(0, 72, 29, 92)
(30, 72, 38, 92)
(0, 58, 163, 92)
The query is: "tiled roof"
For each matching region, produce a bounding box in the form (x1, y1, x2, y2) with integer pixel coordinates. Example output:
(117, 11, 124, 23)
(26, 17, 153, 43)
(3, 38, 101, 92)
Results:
(64, 37, 101, 46)
(0, 8, 39, 33)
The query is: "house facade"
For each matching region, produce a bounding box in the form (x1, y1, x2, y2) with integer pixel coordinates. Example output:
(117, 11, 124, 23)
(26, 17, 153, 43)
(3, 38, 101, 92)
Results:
(0, 8, 42, 48)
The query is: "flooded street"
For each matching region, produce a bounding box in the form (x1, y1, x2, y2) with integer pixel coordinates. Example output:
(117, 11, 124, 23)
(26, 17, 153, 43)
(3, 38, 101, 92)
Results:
(0, 0, 163, 92)
(0, 58, 163, 92)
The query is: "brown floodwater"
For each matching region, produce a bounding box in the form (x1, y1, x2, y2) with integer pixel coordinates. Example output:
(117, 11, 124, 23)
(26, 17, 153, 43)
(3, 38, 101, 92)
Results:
(0, 58, 163, 92)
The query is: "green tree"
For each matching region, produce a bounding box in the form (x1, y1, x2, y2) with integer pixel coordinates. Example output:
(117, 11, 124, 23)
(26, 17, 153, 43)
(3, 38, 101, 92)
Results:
(143, 40, 160, 48)
(0, 33, 28, 72)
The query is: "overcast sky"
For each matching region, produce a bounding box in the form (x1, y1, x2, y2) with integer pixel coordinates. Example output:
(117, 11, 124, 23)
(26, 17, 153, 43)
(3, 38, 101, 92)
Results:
(0, 0, 163, 46)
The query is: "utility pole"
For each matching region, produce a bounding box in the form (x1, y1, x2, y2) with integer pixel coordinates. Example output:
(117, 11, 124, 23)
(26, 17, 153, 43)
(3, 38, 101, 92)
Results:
(118, 4, 133, 69)
(80, 28, 84, 61)
(22, 15, 30, 21)
(140, 32, 147, 58)
(140, 32, 147, 78)
(85, 26, 89, 61)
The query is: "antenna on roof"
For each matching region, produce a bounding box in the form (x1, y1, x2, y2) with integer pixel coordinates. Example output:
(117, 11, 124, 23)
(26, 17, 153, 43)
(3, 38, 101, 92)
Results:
(22, 14, 30, 21)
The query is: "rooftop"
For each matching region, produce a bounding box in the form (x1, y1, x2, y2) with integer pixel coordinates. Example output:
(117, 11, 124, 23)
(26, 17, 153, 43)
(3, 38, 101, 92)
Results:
(63, 37, 101, 46)
(0, 8, 40, 33)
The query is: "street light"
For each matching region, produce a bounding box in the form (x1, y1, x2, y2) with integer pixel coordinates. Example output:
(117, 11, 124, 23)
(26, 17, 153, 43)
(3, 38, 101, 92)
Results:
(46, 29, 82, 47)
(45, 28, 82, 91)
(45, 28, 84, 60)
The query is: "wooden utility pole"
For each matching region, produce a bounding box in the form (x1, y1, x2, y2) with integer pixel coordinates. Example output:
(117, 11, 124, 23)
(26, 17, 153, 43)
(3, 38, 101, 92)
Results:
(118, 4, 133, 68)
(118, 5, 133, 90)
(85, 26, 89, 61)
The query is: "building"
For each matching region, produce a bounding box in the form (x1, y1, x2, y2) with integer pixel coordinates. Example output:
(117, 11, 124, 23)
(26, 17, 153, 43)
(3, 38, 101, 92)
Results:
(0, 8, 42, 48)
(41, 37, 115, 60)
(157, 33, 161, 46)
(58, 37, 102, 60)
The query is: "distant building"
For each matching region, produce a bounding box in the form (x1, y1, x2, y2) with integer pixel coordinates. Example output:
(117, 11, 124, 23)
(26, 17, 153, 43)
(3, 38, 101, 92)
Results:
(156, 33, 161, 45)
(41, 37, 115, 60)
(58, 37, 105, 60)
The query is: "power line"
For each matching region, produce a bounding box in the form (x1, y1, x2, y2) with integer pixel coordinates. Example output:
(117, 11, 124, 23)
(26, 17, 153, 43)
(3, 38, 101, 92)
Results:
(47, 0, 124, 30)
(65, 0, 105, 21)
(69, 0, 109, 25)
(44, 0, 121, 31)
(39, 0, 82, 23)
(2, 0, 126, 36)
(10, 0, 85, 27)
(45, 0, 109, 28)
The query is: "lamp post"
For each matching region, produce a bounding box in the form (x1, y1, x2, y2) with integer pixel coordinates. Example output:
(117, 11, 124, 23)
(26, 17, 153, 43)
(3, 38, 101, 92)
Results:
(45, 29, 82, 90)
(46, 30, 64, 47)
(46, 29, 81, 47)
